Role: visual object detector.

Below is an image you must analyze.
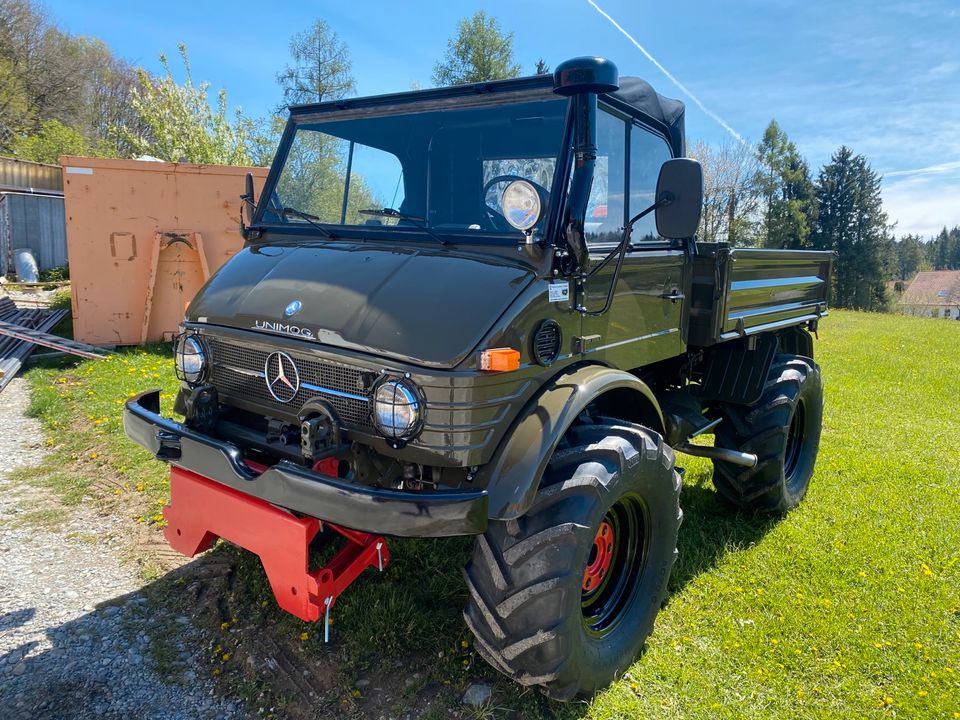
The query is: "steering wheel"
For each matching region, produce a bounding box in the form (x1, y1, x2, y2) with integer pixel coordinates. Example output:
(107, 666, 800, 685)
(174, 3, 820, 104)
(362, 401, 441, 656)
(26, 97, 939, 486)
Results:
(482, 174, 550, 231)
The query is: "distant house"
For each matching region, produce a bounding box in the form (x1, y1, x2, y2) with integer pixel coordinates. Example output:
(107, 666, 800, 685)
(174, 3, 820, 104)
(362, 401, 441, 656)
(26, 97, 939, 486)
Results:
(899, 270, 960, 319)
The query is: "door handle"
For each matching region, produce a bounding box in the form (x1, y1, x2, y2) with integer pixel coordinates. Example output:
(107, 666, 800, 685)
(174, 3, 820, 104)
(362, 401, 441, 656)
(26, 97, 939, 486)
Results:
(659, 289, 685, 303)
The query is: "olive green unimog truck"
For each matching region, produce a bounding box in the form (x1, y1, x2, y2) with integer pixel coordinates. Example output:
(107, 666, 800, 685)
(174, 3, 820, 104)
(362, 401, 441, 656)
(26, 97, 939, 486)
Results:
(124, 57, 832, 699)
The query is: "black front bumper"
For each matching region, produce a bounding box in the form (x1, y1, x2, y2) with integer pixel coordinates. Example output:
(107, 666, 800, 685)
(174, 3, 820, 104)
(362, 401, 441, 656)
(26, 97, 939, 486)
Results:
(123, 390, 488, 537)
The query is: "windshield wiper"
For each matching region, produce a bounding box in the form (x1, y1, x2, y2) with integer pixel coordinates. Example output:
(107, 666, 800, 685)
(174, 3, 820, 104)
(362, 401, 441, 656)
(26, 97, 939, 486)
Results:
(359, 208, 449, 247)
(280, 206, 336, 238)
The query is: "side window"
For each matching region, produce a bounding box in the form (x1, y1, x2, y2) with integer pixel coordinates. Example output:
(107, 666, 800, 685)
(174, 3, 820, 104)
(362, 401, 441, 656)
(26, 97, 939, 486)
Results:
(585, 110, 626, 245)
(629, 124, 673, 242)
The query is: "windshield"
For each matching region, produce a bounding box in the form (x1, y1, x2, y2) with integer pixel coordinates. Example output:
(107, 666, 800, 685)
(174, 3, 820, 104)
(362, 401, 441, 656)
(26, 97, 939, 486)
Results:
(261, 98, 567, 236)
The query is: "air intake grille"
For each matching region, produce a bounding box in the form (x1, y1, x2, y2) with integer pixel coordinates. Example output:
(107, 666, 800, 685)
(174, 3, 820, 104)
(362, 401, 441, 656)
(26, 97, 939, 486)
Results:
(205, 336, 373, 429)
(532, 320, 561, 366)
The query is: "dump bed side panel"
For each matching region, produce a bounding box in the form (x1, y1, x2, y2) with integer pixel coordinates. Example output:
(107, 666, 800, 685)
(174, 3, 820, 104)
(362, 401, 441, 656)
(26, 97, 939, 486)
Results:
(688, 245, 833, 346)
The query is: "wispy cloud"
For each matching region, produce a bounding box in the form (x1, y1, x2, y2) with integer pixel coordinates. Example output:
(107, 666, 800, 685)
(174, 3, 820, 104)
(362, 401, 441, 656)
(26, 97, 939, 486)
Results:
(585, 0, 744, 143)
(883, 173, 960, 236)
(885, 161, 960, 178)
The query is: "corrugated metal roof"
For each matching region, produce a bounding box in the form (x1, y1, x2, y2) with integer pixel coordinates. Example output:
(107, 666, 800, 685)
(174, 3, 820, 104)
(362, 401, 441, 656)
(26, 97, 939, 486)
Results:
(900, 270, 960, 306)
(0, 156, 63, 193)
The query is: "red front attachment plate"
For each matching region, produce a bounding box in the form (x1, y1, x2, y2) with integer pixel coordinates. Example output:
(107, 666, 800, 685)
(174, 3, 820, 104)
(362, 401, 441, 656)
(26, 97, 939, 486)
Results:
(162, 466, 389, 622)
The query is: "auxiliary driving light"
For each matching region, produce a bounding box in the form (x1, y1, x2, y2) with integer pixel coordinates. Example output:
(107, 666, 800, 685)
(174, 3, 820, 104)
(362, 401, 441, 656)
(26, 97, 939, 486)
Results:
(175, 334, 207, 384)
(501, 180, 542, 231)
(372, 379, 422, 440)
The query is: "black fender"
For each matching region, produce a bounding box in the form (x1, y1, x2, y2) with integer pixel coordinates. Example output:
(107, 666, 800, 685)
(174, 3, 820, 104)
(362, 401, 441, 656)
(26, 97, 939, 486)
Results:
(477, 364, 664, 520)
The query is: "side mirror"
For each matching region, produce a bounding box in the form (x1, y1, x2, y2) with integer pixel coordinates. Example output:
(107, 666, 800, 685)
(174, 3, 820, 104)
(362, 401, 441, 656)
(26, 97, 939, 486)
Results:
(655, 158, 703, 240)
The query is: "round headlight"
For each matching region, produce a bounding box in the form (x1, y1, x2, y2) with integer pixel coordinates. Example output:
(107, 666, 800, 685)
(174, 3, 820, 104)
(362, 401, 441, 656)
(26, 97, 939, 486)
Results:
(373, 379, 421, 440)
(501, 179, 542, 231)
(175, 334, 207, 384)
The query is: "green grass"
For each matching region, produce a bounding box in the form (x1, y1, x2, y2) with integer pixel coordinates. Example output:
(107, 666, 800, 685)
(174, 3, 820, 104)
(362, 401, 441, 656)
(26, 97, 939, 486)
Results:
(19, 342, 179, 525)
(21, 310, 960, 718)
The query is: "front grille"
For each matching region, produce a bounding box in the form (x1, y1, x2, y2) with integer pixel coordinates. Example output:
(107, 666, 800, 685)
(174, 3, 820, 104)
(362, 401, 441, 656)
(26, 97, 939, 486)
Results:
(205, 336, 373, 429)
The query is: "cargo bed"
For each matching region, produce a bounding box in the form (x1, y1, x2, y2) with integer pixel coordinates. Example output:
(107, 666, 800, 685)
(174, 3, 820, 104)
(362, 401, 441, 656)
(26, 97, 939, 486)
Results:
(688, 243, 833, 346)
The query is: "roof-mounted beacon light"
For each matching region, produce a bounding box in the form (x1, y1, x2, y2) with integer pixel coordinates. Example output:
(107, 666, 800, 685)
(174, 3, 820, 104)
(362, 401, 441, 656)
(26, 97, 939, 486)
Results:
(552, 58, 619, 271)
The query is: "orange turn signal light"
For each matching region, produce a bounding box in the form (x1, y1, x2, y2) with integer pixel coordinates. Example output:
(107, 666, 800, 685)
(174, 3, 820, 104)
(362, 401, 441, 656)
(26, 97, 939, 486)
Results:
(480, 347, 521, 372)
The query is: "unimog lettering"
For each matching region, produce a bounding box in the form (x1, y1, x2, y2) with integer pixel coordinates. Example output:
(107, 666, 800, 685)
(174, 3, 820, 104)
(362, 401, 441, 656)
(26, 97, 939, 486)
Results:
(252, 320, 314, 339)
(125, 56, 832, 701)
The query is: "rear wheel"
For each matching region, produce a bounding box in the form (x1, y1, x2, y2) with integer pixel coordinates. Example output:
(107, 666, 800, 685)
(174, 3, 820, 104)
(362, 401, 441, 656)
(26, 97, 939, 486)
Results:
(712, 354, 823, 513)
(463, 420, 681, 700)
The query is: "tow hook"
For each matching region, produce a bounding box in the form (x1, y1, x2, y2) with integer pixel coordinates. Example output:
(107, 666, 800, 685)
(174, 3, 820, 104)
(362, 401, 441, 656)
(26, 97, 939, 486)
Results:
(155, 430, 182, 460)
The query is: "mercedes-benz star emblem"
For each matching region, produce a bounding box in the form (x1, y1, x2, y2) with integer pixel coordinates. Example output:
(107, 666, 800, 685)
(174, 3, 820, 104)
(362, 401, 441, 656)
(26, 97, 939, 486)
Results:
(264, 351, 300, 403)
(284, 300, 302, 317)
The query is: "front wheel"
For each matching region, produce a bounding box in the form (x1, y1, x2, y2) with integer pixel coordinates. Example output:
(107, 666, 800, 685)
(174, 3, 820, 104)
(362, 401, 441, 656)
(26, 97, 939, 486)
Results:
(463, 420, 681, 700)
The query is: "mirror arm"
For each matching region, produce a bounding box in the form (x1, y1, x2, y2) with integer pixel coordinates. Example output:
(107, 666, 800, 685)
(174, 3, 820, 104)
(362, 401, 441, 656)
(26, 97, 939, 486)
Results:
(578, 194, 669, 316)
(240, 171, 261, 241)
(578, 225, 632, 316)
(627, 191, 671, 228)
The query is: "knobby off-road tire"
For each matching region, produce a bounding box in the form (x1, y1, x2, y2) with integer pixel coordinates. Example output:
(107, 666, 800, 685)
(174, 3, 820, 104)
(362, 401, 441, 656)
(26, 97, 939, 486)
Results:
(463, 420, 682, 701)
(713, 353, 824, 513)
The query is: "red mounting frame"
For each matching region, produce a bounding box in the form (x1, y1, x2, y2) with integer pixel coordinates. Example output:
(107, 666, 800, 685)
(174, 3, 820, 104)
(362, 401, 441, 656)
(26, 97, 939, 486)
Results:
(162, 466, 389, 623)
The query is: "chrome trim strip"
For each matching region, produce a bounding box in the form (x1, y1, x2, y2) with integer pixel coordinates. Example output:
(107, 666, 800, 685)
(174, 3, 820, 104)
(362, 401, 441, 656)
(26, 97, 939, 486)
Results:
(591, 327, 679, 352)
(220, 363, 265, 378)
(729, 275, 824, 292)
(301, 382, 369, 403)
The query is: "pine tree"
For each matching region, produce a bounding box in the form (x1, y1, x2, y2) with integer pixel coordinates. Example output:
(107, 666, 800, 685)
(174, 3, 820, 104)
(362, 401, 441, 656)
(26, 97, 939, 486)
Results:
(931, 227, 960, 270)
(275, 19, 354, 108)
(813, 146, 890, 310)
(756, 120, 816, 249)
(432, 11, 521, 86)
(894, 234, 926, 280)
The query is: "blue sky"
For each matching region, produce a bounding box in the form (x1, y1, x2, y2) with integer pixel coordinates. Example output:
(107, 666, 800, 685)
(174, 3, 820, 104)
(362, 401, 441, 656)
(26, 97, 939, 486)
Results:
(47, 0, 959, 237)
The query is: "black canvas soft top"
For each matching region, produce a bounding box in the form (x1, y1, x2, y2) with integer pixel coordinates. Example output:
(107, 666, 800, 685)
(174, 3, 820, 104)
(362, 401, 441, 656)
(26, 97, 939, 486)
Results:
(606, 76, 686, 156)
(289, 73, 686, 155)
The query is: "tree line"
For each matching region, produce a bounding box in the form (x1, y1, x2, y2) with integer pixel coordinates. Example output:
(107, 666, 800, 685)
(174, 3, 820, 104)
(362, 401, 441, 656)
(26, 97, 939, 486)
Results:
(692, 121, 957, 311)
(3, 1, 951, 311)
(1, 3, 531, 166)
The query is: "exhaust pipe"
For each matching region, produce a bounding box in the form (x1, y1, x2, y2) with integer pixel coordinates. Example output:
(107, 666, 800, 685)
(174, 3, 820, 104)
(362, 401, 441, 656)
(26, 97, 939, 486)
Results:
(674, 442, 758, 468)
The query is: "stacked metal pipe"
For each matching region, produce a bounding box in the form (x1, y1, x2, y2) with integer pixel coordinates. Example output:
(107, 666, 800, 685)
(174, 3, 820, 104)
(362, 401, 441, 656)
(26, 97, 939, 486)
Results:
(0, 294, 68, 393)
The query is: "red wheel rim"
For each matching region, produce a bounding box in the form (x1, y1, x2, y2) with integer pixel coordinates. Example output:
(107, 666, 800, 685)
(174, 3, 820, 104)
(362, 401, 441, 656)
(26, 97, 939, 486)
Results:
(582, 520, 615, 592)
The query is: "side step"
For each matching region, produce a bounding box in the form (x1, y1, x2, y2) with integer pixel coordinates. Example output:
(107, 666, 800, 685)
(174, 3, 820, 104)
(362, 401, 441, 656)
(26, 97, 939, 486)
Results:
(162, 467, 389, 629)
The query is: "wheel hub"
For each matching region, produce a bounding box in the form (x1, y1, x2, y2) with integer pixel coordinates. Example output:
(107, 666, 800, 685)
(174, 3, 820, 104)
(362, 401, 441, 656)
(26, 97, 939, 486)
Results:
(582, 520, 615, 592)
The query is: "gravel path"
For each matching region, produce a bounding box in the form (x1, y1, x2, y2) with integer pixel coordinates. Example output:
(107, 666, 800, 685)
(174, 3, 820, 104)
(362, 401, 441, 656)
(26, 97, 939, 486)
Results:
(0, 378, 251, 720)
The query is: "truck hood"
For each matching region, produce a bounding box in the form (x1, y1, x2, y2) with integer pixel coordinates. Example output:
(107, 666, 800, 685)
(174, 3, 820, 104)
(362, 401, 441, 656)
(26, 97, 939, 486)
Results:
(187, 242, 534, 368)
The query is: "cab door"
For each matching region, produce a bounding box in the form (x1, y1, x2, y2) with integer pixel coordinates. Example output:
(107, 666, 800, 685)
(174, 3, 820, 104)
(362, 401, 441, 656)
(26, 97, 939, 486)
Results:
(579, 110, 687, 369)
